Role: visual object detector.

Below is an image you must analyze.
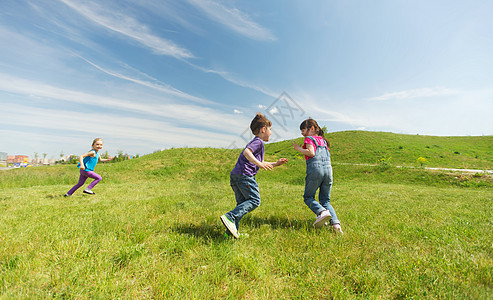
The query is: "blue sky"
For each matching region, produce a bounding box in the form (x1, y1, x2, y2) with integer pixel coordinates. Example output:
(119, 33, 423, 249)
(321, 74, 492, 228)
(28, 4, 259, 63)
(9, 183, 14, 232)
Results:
(1, 0, 492, 158)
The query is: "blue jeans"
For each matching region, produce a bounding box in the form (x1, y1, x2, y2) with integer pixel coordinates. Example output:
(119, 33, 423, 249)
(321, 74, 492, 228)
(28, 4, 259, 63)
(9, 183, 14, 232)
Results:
(226, 173, 261, 230)
(304, 162, 339, 225)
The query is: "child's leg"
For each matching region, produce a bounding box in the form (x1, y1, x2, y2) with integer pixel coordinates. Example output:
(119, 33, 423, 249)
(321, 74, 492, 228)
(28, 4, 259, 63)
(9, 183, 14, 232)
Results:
(84, 171, 102, 190)
(66, 170, 89, 195)
(319, 167, 339, 225)
(225, 174, 260, 230)
(229, 178, 246, 230)
(303, 168, 326, 215)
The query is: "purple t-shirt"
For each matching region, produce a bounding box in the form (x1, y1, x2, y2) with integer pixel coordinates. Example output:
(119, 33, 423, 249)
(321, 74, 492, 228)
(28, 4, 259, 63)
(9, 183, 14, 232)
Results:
(231, 136, 265, 176)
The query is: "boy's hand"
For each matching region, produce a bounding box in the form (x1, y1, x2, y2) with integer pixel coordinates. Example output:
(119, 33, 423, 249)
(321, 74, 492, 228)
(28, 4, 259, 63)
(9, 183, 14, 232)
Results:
(259, 162, 274, 171)
(277, 158, 288, 166)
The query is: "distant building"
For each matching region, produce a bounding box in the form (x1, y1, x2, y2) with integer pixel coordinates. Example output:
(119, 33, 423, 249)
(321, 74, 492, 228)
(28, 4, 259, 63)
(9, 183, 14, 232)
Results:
(7, 155, 29, 164)
(0, 152, 7, 161)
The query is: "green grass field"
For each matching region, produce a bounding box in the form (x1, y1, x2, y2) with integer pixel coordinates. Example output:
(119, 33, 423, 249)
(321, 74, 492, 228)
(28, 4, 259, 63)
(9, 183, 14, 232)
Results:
(1, 132, 492, 298)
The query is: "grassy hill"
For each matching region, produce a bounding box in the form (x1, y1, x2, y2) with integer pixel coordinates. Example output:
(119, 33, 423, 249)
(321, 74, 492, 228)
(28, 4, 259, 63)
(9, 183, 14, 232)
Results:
(0, 131, 492, 298)
(269, 130, 493, 169)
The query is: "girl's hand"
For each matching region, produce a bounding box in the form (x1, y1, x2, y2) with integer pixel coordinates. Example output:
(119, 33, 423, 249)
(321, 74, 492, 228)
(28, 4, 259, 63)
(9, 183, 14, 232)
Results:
(293, 141, 315, 157)
(292, 141, 303, 152)
(80, 165, 85, 170)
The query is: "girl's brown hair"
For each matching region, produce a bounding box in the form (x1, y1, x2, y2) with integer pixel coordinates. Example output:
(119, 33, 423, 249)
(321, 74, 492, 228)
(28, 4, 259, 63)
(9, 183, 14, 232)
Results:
(299, 118, 329, 146)
(250, 113, 272, 135)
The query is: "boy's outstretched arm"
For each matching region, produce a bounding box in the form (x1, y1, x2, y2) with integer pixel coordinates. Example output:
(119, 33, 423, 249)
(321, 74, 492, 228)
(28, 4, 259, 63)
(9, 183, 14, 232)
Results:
(243, 148, 287, 170)
(243, 148, 273, 170)
(272, 158, 288, 167)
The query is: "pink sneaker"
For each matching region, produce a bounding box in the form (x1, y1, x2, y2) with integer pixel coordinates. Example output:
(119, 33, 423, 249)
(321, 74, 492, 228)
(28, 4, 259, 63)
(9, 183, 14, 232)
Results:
(313, 210, 332, 228)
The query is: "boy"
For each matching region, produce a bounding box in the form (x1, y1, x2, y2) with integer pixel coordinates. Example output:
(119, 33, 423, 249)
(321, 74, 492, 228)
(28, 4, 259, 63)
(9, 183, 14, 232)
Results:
(220, 113, 288, 238)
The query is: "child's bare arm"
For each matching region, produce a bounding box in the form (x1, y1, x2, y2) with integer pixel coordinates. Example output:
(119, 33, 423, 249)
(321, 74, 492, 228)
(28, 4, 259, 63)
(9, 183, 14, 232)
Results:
(78, 151, 96, 170)
(243, 148, 273, 170)
(271, 158, 288, 167)
(244, 148, 287, 170)
(292, 141, 315, 157)
(99, 156, 114, 163)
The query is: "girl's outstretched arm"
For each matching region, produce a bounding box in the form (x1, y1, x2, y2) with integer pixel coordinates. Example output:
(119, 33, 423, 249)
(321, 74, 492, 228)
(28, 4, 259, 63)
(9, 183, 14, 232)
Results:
(99, 156, 114, 163)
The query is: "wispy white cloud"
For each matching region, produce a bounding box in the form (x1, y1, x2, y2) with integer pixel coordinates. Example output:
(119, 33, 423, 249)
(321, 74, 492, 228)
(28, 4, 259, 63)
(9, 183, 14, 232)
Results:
(304, 87, 493, 136)
(55, 0, 279, 100)
(76, 55, 216, 105)
(0, 104, 237, 151)
(26, 0, 280, 104)
(58, 0, 194, 59)
(187, 0, 276, 41)
(314, 108, 365, 127)
(182, 60, 280, 98)
(367, 87, 459, 101)
(133, 0, 202, 34)
(292, 91, 363, 126)
(0, 73, 247, 134)
(211, 68, 280, 98)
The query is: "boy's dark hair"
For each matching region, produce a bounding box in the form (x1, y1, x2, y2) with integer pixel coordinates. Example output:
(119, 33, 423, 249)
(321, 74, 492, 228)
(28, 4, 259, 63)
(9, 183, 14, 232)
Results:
(250, 113, 272, 135)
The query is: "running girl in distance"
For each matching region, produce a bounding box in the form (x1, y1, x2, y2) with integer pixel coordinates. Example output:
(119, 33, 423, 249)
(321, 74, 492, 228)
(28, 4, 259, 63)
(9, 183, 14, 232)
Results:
(64, 138, 113, 196)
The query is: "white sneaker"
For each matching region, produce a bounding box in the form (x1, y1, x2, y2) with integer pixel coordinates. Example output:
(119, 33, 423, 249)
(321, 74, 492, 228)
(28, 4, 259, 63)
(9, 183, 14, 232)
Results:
(225, 231, 249, 238)
(332, 224, 344, 235)
(313, 210, 332, 228)
(83, 189, 95, 195)
(220, 215, 239, 239)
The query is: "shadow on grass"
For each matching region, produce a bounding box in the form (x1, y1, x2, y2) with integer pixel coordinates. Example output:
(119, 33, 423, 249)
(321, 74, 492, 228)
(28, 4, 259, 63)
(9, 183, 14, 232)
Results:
(172, 222, 227, 241)
(173, 215, 310, 242)
(46, 193, 66, 199)
(242, 215, 309, 230)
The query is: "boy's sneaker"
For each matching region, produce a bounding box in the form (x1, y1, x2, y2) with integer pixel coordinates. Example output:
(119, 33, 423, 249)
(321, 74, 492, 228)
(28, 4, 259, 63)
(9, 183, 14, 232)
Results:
(64, 193, 70, 197)
(220, 215, 239, 239)
(83, 189, 95, 195)
(313, 210, 332, 228)
(225, 231, 249, 238)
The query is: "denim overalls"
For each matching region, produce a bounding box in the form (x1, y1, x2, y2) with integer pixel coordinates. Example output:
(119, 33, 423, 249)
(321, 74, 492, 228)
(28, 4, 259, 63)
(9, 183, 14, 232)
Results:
(303, 136, 339, 225)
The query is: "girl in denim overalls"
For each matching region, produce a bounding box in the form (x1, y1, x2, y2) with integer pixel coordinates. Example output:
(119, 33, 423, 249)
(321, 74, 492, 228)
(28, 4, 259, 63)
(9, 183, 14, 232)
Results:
(292, 119, 343, 233)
